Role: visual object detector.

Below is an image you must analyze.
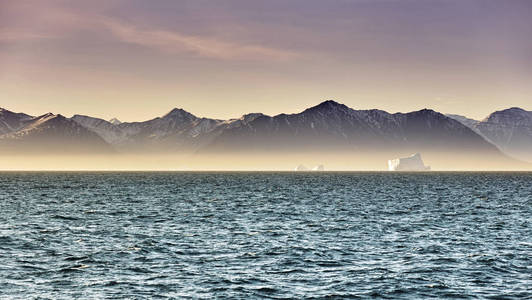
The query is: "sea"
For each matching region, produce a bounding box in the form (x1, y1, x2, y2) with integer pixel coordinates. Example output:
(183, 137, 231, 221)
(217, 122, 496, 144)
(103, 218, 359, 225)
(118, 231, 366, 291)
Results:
(0, 172, 530, 299)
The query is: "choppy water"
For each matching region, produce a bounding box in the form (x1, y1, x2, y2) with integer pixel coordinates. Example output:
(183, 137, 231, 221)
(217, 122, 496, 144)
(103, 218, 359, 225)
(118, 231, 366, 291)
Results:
(0, 172, 530, 299)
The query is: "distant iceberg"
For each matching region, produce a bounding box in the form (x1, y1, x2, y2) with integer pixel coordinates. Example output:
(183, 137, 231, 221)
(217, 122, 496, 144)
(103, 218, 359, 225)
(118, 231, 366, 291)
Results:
(388, 153, 431, 171)
(295, 164, 309, 171)
(295, 164, 324, 171)
(312, 165, 324, 171)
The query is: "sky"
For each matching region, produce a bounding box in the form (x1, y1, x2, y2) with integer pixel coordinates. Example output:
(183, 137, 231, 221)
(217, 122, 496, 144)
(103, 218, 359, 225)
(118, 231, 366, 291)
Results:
(1, 0, 531, 121)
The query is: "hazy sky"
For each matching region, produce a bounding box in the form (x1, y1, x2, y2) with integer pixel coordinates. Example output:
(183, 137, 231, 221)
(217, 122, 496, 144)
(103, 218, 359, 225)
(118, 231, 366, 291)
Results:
(1, 0, 531, 121)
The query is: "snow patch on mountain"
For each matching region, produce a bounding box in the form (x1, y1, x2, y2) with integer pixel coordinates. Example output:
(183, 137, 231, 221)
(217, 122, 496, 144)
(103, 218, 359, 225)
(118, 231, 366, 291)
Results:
(109, 118, 121, 125)
(71, 115, 128, 144)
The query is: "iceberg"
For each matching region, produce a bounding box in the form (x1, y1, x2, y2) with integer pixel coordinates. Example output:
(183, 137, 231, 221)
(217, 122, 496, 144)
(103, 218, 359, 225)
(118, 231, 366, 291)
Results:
(388, 153, 431, 171)
(312, 165, 324, 171)
(294, 164, 309, 171)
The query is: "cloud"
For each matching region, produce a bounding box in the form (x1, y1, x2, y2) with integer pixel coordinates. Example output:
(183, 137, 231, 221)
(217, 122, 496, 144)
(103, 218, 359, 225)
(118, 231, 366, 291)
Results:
(0, 29, 57, 42)
(97, 18, 298, 61)
(0, 1, 298, 61)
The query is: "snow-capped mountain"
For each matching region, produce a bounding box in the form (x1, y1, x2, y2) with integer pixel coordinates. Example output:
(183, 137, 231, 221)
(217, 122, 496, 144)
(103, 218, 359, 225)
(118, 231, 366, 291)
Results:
(447, 107, 532, 162)
(0, 110, 112, 153)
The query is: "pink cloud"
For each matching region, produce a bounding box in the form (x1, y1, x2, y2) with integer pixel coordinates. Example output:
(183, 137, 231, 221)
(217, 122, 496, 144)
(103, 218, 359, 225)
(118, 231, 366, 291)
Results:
(0, 1, 299, 61)
(0, 29, 56, 41)
(99, 18, 298, 61)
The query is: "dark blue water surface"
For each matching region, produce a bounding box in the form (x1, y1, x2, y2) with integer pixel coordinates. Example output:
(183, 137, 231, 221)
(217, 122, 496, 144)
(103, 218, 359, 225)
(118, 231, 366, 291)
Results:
(0, 172, 530, 299)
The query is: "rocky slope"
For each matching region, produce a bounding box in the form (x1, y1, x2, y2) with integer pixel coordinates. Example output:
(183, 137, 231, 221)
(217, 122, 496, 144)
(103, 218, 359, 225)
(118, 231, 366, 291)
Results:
(448, 108, 532, 162)
(0, 111, 113, 154)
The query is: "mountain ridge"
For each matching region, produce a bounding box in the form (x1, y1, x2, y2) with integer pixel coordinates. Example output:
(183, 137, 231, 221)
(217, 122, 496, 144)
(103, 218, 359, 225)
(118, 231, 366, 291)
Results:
(0, 112, 113, 154)
(447, 107, 532, 162)
(1, 101, 529, 169)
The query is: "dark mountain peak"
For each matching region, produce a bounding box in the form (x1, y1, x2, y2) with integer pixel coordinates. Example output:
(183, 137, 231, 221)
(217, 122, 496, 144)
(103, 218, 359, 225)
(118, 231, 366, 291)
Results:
(418, 108, 438, 114)
(474, 107, 532, 163)
(0, 107, 30, 117)
(243, 112, 265, 118)
(484, 107, 532, 123)
(403, 108, 442, 118)
(304, 100, 349, 114)
(315, 99, 345, 109)
(241, 113, 266, 122)
(489, 107, 530, 116)
(321, 99, 341, 105)
(402, 109, 467, 130)
(37, 112, 55, 119)
(163, 108, 197, 120)
(502, 107, 527, 113)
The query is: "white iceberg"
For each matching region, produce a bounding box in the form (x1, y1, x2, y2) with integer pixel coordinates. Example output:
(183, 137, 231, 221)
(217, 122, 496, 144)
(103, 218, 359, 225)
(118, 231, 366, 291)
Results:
(294, 164, 309, 171)
(312, 165, 324, 171)
(388, 153, 431, 171)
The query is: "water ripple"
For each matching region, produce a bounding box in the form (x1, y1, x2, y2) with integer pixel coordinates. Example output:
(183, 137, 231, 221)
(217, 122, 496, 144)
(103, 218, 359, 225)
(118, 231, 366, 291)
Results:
(0, 172, 530, 299)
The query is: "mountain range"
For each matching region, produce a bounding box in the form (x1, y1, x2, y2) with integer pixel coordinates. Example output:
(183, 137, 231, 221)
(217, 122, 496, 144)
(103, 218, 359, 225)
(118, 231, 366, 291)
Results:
(1, 100, 530, 168)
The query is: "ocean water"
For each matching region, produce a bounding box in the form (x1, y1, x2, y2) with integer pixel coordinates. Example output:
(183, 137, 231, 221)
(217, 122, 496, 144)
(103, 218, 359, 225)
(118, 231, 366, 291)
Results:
(0, 172, 530, 299)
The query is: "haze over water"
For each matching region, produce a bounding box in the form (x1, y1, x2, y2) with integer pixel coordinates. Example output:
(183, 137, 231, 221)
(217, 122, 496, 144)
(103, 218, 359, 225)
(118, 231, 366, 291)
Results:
(0, 172, 530, 299)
